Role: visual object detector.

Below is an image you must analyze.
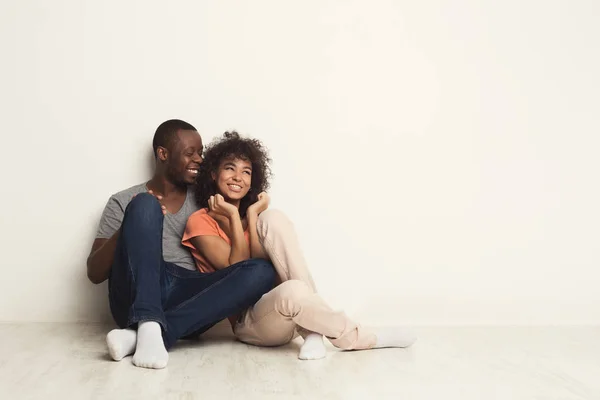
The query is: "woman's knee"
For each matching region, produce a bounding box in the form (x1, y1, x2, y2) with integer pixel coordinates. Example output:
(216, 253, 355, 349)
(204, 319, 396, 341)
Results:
(274, 280, 312, 304)
(258, 209, 293, 233)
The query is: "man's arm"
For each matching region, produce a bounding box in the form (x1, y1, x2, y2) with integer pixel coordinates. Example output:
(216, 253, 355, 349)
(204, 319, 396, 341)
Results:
(87, 193, 125, 285)
(87, 190, 166, 284)
(86, 231, 119, 284)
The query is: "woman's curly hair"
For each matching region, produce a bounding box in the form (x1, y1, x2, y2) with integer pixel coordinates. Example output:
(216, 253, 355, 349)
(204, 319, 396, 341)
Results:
(195, 131, 272, 218)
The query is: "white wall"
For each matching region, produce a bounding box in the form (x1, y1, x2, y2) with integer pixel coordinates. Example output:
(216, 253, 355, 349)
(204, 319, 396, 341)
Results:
(1, 0, 599, 325)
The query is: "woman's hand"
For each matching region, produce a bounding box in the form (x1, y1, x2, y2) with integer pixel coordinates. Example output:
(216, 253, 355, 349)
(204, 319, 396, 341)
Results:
(247, 192, 270, 218)
(208, 194, 239, 219)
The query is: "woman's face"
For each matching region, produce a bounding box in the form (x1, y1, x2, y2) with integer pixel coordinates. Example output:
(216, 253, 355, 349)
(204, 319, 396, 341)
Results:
(213, 157, 252, 202)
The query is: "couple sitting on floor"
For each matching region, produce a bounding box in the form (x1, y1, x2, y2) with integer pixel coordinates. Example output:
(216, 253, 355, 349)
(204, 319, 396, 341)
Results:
(87, 119, 416, 369)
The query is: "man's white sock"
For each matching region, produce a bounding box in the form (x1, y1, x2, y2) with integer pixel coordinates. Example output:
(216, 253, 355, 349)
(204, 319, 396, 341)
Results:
(132, 321, 168, 369)
(106, 328, 137, 361)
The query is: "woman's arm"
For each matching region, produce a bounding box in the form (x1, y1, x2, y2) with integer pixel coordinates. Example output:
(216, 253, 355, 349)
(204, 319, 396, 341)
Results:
(187, 195, 250, 270)
(227, 212, 251, 264)
(188, 232, 249, 270)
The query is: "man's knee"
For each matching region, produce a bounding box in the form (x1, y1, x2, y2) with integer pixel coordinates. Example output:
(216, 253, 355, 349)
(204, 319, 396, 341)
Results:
(241, 259, 277, 294)
(125, 193, 162, 219)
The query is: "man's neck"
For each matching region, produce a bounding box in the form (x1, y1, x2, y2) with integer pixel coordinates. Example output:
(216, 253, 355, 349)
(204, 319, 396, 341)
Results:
(146, 175, 187, 197)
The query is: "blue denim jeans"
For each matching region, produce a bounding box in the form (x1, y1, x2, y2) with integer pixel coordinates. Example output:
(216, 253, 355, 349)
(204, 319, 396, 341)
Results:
(108, 193, 276, 349)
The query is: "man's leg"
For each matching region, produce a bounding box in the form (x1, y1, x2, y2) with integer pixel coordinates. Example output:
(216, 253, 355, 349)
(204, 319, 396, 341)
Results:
(107, 193, 169, 368)
(160, 259, 276, 349)
(107, 257, 276, 365)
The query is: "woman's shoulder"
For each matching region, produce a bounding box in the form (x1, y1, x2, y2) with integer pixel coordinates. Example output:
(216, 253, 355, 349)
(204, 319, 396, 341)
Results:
(187, 208, 214, 224)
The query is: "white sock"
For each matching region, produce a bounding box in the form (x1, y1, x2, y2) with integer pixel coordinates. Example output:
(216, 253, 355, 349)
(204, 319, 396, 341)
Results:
(298, 333, 327, 360)
(372, 326, 417, 348)
(132, 321, 169, 369)
(106, 328, 137, 361)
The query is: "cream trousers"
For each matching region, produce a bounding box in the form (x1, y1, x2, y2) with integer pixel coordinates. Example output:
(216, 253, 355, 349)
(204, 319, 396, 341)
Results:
(233, 210, 377, 350)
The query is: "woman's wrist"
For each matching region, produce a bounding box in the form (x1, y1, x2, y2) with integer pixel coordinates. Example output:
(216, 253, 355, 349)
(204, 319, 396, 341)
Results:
(227, 209, 241, 222)
(246, 210, 258, 221)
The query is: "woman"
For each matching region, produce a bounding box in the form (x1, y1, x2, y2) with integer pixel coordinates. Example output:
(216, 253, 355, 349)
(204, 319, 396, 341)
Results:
(182, 131, 416, 359)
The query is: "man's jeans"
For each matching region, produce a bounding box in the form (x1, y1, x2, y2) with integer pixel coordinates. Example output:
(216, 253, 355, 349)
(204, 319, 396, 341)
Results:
(108, 193, 276, 349)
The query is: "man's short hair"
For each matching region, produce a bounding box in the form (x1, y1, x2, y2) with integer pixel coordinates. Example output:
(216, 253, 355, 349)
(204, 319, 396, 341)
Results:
(152, 119, 197, 156)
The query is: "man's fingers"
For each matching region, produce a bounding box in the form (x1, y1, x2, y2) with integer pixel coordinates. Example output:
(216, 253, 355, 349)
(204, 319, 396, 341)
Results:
(147, 190, 163, 200)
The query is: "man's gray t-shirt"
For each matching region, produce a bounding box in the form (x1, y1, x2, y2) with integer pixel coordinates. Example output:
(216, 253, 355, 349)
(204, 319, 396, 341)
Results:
(96, 183, 199, 270)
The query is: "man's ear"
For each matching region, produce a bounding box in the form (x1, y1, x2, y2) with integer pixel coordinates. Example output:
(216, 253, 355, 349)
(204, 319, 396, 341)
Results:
(157, 146, 169, 162)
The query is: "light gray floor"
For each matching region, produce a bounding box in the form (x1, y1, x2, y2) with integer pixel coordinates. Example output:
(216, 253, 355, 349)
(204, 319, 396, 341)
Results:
(0, 323, 598, 399)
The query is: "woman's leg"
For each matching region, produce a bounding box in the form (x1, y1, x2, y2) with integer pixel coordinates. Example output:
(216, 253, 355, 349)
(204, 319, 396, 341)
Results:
(235, 280, 378, 351)
(257, 210, 317, 290)
(256, 209, 326, 358)
(256, 210, 417, 352)
(234, 289, 298, 348)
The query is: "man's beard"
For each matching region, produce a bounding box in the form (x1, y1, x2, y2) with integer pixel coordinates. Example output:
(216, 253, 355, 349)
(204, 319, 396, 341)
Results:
(166, 166, 189, 187)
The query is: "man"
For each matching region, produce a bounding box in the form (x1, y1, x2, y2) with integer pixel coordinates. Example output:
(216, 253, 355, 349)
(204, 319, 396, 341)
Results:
(87, 119, 276, 369)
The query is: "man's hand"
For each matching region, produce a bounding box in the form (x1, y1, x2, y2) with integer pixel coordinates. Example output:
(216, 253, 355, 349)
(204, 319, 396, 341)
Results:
(247, 192, 270, 218)
(209, 194, 238, 219)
